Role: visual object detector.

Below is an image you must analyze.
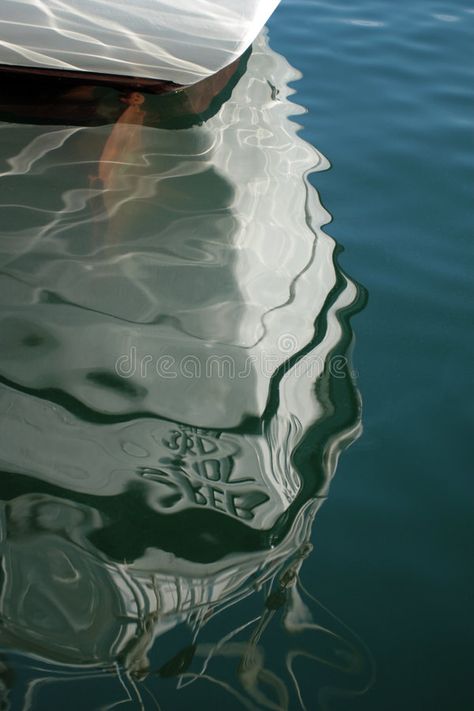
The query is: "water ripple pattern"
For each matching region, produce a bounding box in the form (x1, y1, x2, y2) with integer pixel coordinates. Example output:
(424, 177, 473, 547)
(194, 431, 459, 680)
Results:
(0, 29, 368, 711)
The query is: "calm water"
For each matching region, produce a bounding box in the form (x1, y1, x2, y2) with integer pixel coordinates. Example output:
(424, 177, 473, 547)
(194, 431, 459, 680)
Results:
(0, 1, 472, 709)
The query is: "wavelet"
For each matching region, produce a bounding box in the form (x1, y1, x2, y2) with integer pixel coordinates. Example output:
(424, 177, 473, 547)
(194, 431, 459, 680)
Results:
(0, 30, 369, 710)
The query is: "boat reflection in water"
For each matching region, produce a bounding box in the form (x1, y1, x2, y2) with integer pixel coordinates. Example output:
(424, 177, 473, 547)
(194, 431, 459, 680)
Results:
(0, 32, 369, 710)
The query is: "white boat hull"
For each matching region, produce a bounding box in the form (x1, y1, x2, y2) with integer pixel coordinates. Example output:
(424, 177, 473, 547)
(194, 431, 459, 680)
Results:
(0, 0, 280, 85)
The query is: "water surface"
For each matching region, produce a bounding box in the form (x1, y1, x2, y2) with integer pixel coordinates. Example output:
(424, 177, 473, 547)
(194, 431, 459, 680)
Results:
(0, 29, 370, 710)
(0, 0, 473, 709)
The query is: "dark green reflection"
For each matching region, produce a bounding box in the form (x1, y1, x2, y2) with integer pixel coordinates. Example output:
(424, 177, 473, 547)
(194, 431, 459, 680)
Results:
(0, 31, 369, 711)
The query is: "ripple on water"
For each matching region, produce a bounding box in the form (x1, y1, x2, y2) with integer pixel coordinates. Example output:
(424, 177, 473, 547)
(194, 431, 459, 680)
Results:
(0, 28, 370, 708)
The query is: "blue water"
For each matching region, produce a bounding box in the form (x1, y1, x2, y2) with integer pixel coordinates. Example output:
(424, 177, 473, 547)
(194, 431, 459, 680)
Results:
(267, 1, 473, 709)
(0, 0, 473, 709)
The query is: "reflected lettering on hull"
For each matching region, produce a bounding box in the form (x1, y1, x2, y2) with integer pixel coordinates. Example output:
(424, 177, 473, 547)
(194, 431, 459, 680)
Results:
(0, 30, 371, 711)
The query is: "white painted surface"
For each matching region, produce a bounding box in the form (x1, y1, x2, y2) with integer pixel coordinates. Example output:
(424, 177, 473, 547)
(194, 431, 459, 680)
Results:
(0, 0, 281, 83)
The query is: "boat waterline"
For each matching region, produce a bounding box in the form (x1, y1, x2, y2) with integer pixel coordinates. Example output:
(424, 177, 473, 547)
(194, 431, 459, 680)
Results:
(0, 0, 281, 85)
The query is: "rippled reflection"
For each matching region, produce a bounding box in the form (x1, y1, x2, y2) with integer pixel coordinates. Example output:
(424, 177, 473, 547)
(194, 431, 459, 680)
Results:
(0, 32, 368, 710)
